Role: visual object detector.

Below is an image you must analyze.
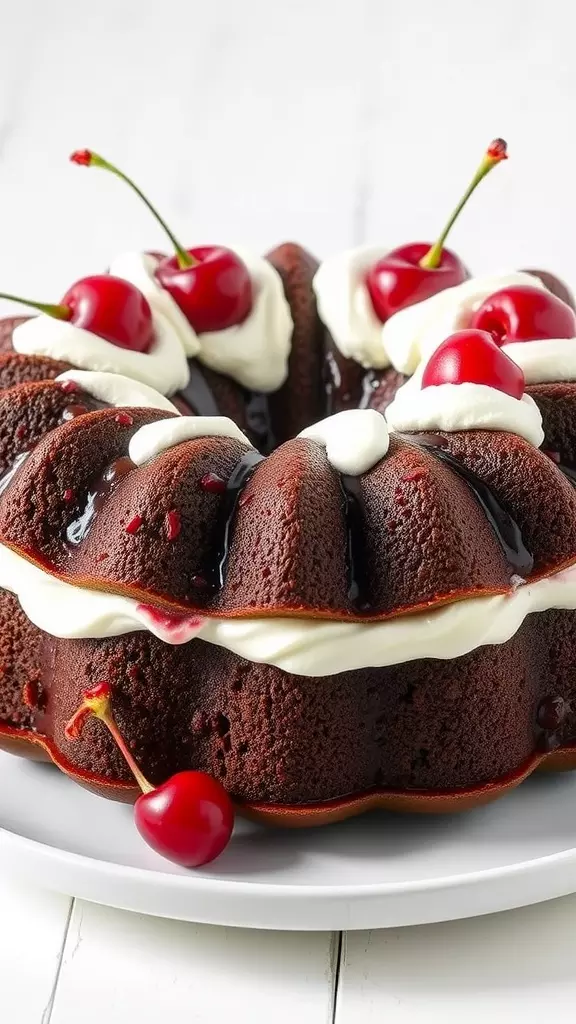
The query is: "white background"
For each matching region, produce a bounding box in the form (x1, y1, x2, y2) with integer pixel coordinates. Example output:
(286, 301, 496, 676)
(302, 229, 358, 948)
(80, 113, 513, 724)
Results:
(2, 1, 576, 1019)
(1, 0, 575, 299)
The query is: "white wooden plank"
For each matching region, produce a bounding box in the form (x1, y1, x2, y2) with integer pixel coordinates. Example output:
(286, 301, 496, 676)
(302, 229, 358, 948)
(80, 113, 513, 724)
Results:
(336, 893, 576, 1023)
(49, 900, 336, 1024)
(0, 875, 72, 1024)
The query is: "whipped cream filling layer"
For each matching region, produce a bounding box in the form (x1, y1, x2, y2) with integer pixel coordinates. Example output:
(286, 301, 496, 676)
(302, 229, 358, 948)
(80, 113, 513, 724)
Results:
(298, 409, 389, 474)
(386, 382, 545, 447)
(55, 370, 180, 414)
(502, 338, 576, 385)
(13, 308, 189, 397)
(312, 245, 392, 369)
(110, 250, 293, 393)
(382, 271, 548, 376)
(2, 541, 576, 677)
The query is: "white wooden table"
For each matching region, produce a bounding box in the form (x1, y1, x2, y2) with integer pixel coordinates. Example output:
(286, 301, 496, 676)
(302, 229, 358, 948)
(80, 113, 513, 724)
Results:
(2, 1, 576, 1019)
(2, 875, 576, 1022)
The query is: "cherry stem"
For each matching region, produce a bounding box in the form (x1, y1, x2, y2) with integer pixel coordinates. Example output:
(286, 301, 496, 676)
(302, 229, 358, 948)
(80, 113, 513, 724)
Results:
(71, 150, 196, 271)
(419, 138, 508, 270)
(0, 292, 70, 320)
(65, 684, 154, 794)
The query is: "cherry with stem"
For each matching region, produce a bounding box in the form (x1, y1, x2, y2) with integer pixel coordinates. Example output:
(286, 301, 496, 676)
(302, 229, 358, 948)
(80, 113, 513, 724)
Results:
(70, 149, 253, 334)
(65, 682, 235, 867)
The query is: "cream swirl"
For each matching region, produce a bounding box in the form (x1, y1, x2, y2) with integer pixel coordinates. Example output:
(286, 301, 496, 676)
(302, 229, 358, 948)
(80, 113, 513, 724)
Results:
(312, 245, 391, 369)
(1, 542, 576, 676)
(110, 249, 293, 393)
(386, 380, 545, 447)
(382, 271, 548, 375)
(55, 370, 180, 413)
(502, 338, 576, 384)
(299, 409, 389, 474)
(128, 416, 253, 467)
(13, 308, 189, 397)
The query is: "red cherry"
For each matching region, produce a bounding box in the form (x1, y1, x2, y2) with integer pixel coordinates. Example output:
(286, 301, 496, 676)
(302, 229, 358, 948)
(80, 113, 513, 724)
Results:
(155, 247, 252, 333)
(470, 285, 576, 344)
(0, 275, 154, 352)
(64, 682, 234, 868)
(422, 329, 525, 399)
(365, 138, 508, 323)
(366, 243, 468, 321)
(71, 149, 253, 334)
(135, 771, 234, 868)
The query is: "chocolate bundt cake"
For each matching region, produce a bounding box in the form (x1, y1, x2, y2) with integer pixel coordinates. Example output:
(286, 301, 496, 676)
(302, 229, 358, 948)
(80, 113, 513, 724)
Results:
(2, 324, 576, 826)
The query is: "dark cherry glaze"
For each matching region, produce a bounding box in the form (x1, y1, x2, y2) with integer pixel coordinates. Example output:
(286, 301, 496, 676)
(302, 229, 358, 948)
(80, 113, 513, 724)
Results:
(178, 362, 221, 417)
(177, 360, 275, 454)
(339, 475, 369, 609)
(545, 451, 576, 487)
(66, 456, 135, 546)
(211, 450, 266, 589)
(244, 392, 275, 454)
(403, 433, 534, 578)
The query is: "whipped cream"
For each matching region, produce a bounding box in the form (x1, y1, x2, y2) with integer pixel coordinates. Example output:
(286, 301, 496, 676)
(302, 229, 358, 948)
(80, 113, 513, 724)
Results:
(110, 249, 293, 393)
(312, 245, 391, 369)
(129, 416, 253, 467)
(386, 381, 545, 447)
(2, 541, 576, 676)
(382, 271, 548, 375)
(299, 409, 389, 474)
(502, 338, 576, 385)
(13, 308, 189, 397)
(55, 370, 180, 414)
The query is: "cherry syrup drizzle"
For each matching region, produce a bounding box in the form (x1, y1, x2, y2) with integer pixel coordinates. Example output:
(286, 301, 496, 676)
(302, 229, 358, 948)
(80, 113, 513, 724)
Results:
(209, 450, 265, 589)
(404, 433, 534, 578)
(339, 476, 369, 608)
(66, 456, 135, 546)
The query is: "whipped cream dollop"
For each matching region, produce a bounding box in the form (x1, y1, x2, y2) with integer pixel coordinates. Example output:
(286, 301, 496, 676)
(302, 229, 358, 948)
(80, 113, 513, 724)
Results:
(386, 381, 545, 447)
(2, 542, 576, 676)
(502, 338, 576, 385)
(128, 415, 253, 467)
(110, 249, 293, 393)
(312, 245, 391, 369)
(299, 409, 389, 474)
(55, 370, 180, 413)
(382, 271, 548, 376)
(13, 308, 189, 398)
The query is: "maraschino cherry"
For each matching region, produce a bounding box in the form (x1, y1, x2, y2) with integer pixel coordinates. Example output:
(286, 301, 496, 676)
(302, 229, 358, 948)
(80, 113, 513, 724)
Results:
(0, 275, 154, 352)
(422, 329, 525, 399)
(471, 285, 576, 344)
(65, 682, 234, 867)
(70, 149, 253, 334)
(366, 139, 508, 322)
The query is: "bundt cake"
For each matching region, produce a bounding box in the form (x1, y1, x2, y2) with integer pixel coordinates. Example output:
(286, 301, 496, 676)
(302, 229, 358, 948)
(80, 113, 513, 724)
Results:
(2, 323, 576, 828)
(3, 137, 576, 843)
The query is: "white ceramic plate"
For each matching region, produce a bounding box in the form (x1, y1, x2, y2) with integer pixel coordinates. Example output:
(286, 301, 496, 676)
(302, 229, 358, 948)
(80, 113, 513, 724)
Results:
(2, 751, 576, 930)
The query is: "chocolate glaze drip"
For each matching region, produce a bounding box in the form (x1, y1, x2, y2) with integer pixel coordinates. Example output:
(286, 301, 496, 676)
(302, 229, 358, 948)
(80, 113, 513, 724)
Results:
(323, 347, 366, 416)
(179, 361, 275, 453)
(244, 392, 275, 454)
(66, 456, 135, 546)
(405, 432, 534, 578)
(340, 474, 369, 609)
(558, 463, 576, 487)
(179, 361, 221, 417)
(211, 450, 266, 589)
